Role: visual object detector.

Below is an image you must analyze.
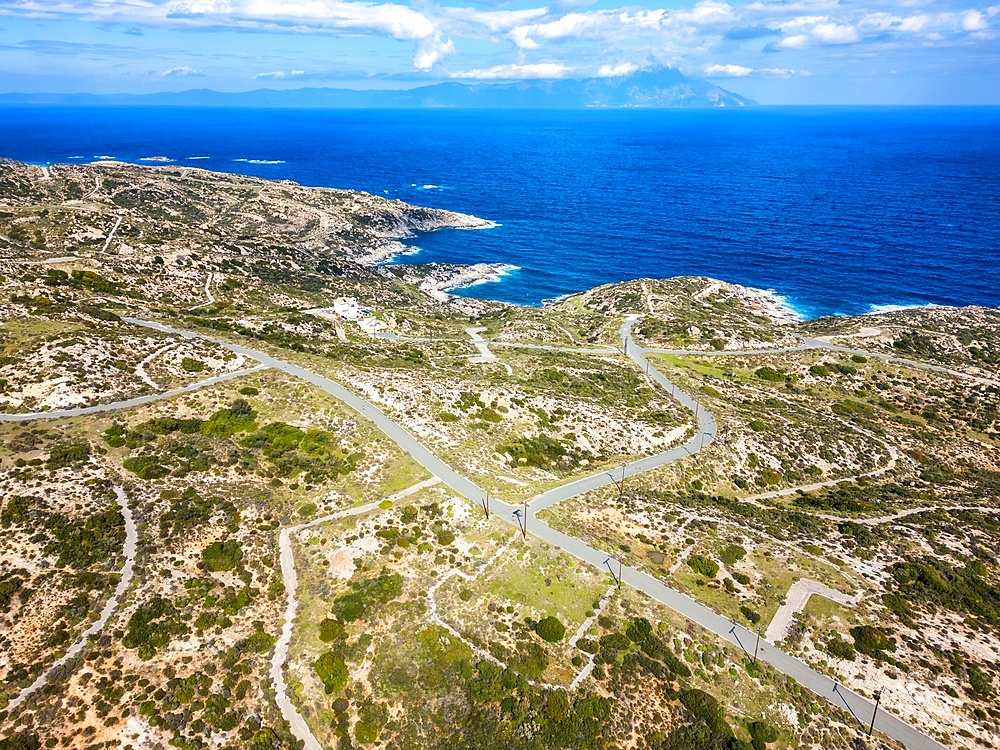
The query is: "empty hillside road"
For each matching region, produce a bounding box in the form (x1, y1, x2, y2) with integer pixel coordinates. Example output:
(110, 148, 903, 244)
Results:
(123, 316, 945, 750)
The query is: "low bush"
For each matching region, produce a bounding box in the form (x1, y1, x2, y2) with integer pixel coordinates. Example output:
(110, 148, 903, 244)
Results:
(535, 616, 566, 643)
(687, 554, 719, 578)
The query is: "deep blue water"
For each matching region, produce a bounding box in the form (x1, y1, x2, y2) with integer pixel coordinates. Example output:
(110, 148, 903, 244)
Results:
(4, 106, 1000, 318)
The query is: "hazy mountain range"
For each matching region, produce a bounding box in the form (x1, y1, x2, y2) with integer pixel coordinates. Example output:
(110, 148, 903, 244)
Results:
(0, 68, 755, 109)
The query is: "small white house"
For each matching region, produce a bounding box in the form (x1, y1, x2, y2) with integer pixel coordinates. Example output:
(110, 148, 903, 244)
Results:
(357, 316, 387, 335)
(332, 296, 362, 320)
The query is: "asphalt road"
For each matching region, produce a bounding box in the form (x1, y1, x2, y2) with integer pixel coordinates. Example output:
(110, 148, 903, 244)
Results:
(123, 317, 945, 750)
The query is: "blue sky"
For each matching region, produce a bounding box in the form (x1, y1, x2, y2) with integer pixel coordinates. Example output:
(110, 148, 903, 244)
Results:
(0, 0, 997, 103)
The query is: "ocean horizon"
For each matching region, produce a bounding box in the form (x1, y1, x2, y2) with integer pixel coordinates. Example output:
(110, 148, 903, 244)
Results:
(5, 105, 1000, 320)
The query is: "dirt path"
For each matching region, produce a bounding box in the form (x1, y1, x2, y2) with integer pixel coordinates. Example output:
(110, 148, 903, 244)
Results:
(101, 214, 123, 253)
(271, 478, 440, 750)
(7, 486, 136, 711)
(765, 579, 862, 643)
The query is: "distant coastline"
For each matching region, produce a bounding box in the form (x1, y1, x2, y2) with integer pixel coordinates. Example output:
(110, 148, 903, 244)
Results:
(6, 104, 999, 317)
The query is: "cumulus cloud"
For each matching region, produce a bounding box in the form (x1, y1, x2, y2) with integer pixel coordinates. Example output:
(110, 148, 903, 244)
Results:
(759, 67, 811, 77)
(3, 0, 455, 70)
(704, 62, 753, 76)
(811, 22, 860, 43)
(450, 62, 575, 79)
(160, 65, 204, 76)
(253, 69, 305, 79)
(961, 9, 988, 29)
(510, 13, 596, 49)
(596, 61, 640, 77)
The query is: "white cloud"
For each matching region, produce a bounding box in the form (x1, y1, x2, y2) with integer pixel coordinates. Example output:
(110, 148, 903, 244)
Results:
(160, 65, 204, 76)
(811, 22, 860, 43)
(776, 33, 810, 48)
(596, 62, 639, 77)
(760, 67, 811, 76)
(961, 9, 988, 30)
(510, 12, 596, 49)
(442, 7, 548, 35)
(413, 34, 454, 70)
(254, 69, 305, 79)
(678, 1, 736, 25)
(450, 62, 574, 79)
(776, 15, 830, 32)
(704, 62, 753, 76)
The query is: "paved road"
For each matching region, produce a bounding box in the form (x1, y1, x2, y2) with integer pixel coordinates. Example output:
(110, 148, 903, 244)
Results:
(122, 317, 943, 750)
(7, 487, 137, 711)
(0, 364, 267, 422)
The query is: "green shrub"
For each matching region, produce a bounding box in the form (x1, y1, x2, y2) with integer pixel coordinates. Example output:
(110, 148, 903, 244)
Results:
(122, 454, 170, 480)
(748, 720, 779, 749)
(238, 386, 259, 396)
(319, 618, 345, 642)
(239, 630, 275, 654)
(331, 571, 403, 623)
(181, 356, 206, 372)
(809, 364, 831, 377)
(297, 502, 317, 517)
(823, 635, 856, 661)
(719, 544, 746, 566)
(535, 616, 566, 643)
(314, 650, 348, 693)
(0, 732, 41, 750)
(747, 419, 767, 432)
(202, 540, 243, 572)
(354, 701, 389, 744)
(625, 617, 652, 643)
(754, 366, 785, 382)
(438, 411, 459, 423)
(687, 554, 719, 578)
(740, 605, 761, 624)
(202, 403, 257, 437)
(46, 441, 90, 469)
(850, 625, 896, 659)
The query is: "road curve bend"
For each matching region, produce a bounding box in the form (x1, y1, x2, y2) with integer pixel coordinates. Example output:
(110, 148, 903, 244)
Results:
(123, 317, 944, 750)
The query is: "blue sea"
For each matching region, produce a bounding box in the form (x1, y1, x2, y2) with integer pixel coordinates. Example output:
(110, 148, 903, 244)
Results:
(4, 106, 1000, 319)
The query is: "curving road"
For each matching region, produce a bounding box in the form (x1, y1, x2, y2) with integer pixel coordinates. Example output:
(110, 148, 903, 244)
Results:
(6, 486, 137, 711)
(0, 364, 267, 422)
(122, 316, 947, 750)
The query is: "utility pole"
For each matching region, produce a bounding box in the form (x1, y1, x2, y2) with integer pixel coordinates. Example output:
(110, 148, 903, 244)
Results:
(618, 558, 623, 589)
(522, 499, 528, 540)
(868, 689, 883, 737)
(619, 462, 627, 499)
(753, 627, 762, 665)
(695, 402, 700, 419)
(482, 491, 490, 519)
(603, 558, 620, 588)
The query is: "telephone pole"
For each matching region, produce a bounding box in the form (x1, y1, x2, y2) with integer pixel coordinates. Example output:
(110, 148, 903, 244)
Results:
(753, 627, 762, 665)
(868, 689, 883, 737)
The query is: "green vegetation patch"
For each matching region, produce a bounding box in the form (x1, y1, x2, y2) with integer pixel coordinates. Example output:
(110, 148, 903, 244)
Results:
(202, 540, 244, 572)
(241, 420, 361, 483)
(122, 595, 190, 659)
(499, 434, 594, 471)
(534, 615, 566, 643)
(330, 570, 403, 623)
(43, 505, 124, 570)
(687, 554, 720, 578)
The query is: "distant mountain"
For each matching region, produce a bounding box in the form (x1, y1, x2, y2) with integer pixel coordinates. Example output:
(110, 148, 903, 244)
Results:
(0, 67, 755, 109)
